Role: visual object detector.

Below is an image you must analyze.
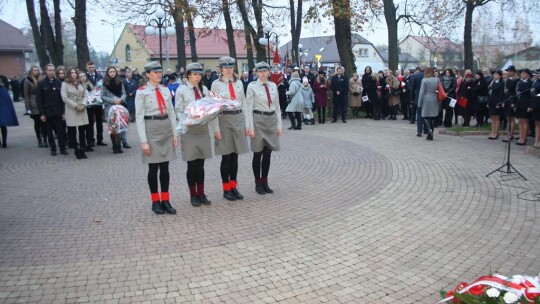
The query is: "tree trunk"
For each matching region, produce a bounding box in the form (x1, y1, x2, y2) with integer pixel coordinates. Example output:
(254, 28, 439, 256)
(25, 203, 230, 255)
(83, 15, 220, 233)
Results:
(222, 0, 238, 72)
(52, 0, 64, 66)
(463, 1, 475, 70)
(332, 0, 356, 75)
(289, 0, 302, 68)
(25, 0, 49, 70)
(173, 0, 186, 69)
(383, 0, 399, 71)
(182, 0, 197, 62)
(237, 0, 263, 64)
(245, 30, 254, 71)
(251, 0, 266, 62)
(74, 0, 90, 70)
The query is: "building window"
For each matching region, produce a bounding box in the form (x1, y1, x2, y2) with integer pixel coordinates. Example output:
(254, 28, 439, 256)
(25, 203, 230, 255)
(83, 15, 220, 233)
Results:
(126, 45, 132, 61)
(357, 48, 368, 57)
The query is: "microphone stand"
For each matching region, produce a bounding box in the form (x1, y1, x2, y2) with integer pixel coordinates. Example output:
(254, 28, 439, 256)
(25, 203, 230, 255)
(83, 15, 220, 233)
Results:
(486, 85, 531, 180)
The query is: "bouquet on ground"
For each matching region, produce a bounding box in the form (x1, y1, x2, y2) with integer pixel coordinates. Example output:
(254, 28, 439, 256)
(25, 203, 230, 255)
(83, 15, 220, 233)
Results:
(107, 104, 129, 135)
(439, 273, 540, 304)
(176, 92, 239, 134)
(87, 80, 103, 106)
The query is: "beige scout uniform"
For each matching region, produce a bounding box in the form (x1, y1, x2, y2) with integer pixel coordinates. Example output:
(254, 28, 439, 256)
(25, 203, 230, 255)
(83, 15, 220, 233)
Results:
(175, 82, 217, 161)
(246, 79, 282, 153)
(61, 82, 89, 127)
(135, 84, 177, 163)
(211, 77, 249, 155)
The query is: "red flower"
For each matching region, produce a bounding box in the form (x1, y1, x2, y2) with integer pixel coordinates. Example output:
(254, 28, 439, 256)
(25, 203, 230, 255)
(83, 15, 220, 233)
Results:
(468, 285, 485, 296)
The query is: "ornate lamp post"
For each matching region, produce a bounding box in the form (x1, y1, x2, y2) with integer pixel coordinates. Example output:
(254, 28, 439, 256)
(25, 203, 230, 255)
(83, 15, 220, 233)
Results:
(145, 7, 176, 68)
(258, 24, 279, 64)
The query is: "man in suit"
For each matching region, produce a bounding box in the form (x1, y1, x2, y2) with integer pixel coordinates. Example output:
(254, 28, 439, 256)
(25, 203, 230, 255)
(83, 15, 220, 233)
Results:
(86, 61, 106, 146)
(331, 66, 349, 123)
(410, 67, 425, 136)
(36, 64, 68, 156)
(202, 68, 218, 90)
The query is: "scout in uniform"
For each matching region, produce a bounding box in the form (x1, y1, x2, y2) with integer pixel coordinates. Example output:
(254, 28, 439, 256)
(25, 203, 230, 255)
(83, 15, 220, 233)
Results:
(175, 63, 218, 207)
(135, 61, 179, 215)
(211, 56, 250, 201)
(245, 62, 283, 195)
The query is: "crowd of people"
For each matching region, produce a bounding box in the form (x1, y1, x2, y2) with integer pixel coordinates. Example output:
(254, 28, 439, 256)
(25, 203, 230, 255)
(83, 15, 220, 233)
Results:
(1, 58, 539, 212)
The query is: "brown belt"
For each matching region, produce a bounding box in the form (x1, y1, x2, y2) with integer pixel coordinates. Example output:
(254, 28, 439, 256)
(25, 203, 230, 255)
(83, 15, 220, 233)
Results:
(253, 110, 275, 116)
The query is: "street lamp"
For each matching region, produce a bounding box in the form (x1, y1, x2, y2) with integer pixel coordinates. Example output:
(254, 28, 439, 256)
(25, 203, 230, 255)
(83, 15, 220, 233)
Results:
(298, 44, 309, 68)
(101, 19, 116, 61)
(145, 7, 176, 67)
(258, 24, 279, 64)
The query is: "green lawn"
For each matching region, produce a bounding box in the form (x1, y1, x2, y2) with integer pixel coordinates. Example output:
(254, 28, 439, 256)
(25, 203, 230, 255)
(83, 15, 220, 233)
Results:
(446, 124, 492, 132)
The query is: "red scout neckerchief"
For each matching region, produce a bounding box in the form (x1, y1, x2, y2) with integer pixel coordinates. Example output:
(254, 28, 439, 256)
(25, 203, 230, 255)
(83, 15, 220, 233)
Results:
(193, 86, 202, 100)
(228, 81, 236, 100)
(155, 86, 166, 116)
(263, 83, 271, 108)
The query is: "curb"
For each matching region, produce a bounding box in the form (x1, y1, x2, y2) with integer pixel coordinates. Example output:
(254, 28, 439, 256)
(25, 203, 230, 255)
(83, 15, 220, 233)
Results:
(438, 130, 516, 137)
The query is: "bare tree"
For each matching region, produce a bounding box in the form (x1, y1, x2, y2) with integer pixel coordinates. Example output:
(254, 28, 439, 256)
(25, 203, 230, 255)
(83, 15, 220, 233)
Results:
(25, 0, 49, 69)
(39, 0, 64, 66)
(289, 0, 302, 67)
(222, 0, 238, 71)
(72, 0, 90, 70)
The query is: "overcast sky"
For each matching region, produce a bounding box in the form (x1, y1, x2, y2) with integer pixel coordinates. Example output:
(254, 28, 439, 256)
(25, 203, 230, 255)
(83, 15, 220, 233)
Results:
(1, 1, 537, 56)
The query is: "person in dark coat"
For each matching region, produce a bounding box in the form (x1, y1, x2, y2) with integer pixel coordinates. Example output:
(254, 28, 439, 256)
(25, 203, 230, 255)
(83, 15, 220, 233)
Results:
(9, 77, 21, 102)
(456, 71, 475, 127)
(440, 69, 457, 127)
(410, 67, 425, 134)
(0, 79, 19, 148)
(531, 70, 540, 148)
(36, 64, 68, 156)
(515, 69, 533, 145)
(85, 61, 106, 146)
(240, 72, 251, 94)
(313, 71, 329, 124)
(487, 70, 505, 139)
(399, 69, 411, 120)
(374, 71, 387, 121)
(202, 68, 218, 91)
(300, 66, 315, 87)
(126, 70, 138, 122)
(471, 71, 489, 127)
(361, 66, 376, 119)
(330, 66, 349, 123)
(501, 66, 518, 142)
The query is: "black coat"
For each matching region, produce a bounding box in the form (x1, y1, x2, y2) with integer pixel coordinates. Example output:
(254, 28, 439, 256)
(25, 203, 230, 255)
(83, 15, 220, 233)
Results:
(531, 79, 540, 110)
(86, 72, 103, 86)
(515, 79, 533, 110)
(202, 74, 218, 91)
(300, 72, 316, 87)
(331, 74, 349, 103)
(361, 74, 376, 102)
(410, 72, 424, 104)
(441, 75, 456, 99)
(36, 77, 64, 117)
(488, 79, 505, 108)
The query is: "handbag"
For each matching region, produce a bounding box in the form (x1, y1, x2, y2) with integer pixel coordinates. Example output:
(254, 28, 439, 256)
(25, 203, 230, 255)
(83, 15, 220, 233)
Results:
(437, 80, 447, 103)
(457, 96, 468, 108)
(361, 95, 369, 102)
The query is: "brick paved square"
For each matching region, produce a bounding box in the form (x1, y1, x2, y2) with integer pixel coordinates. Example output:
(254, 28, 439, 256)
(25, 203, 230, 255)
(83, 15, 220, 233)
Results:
(1, 102, 539, 303)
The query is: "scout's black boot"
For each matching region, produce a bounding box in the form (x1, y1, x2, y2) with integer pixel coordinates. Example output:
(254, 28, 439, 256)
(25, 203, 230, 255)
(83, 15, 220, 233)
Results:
(75, 149, 83, 159)
(255, 183, 266, 195)
(295, 117, 302, 130)
(223, 190, 237, 201)
(42, 136, 49, 148)
(262, 180, 274, 194)
(287, 113, 296, 130)
(37, 137, 43, 148)
(152, 201, 165, 214)
(161, 201, 177, 214)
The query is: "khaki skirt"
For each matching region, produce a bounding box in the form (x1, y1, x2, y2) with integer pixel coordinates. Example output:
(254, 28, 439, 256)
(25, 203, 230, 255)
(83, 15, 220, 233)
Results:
(251, 112, 280, 153)
(143, 118, 177, 164)
(180, 124, 212, 161)
(215, 112, 249, 155)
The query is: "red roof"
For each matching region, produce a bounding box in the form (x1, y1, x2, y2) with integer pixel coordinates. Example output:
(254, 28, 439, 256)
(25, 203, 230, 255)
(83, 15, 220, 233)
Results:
(128, 24, 249, 58)
(409, 35, 461, 53)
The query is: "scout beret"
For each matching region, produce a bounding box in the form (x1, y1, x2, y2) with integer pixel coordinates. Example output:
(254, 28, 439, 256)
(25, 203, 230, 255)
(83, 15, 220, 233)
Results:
(505, 65, 516, 72)
(218, 56, 236, 67)
(519, 68, 532, 77)
(255, 61, 270, 71)
(186, 63, 204, 74)
(144, 61, 162, 73)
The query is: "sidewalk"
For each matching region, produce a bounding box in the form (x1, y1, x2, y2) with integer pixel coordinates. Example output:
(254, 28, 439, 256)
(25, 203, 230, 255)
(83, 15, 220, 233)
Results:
(1, 102, 539, 303)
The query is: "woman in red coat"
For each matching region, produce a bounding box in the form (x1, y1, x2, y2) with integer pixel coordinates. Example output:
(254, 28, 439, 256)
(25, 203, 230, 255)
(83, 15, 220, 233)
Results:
(313, 71, 329, 124)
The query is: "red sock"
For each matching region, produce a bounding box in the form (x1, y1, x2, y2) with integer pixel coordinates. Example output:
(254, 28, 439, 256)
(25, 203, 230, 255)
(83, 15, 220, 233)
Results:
(188, 184, 197, 197)
(196, 182, 204, 195)
(161, 192, 169, 201)
(260, 177, 267, 183)
(230, 180, 237, 189)
(150, 193, 160, 203)
(222, 182, 231, 191)
(255, 178, 262, 184)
